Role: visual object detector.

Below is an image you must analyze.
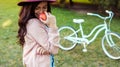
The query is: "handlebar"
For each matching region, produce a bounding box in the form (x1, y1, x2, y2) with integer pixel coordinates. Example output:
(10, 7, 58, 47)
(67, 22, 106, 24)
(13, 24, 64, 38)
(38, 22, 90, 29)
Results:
(105, 10, 112, 14)
(87, 10, 114, 20)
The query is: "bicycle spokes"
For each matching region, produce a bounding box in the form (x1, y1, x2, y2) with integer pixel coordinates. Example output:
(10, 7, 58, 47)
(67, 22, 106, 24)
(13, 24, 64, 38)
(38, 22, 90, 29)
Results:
(112, 46, 120, 53)
(102, 33, 120, 59)
(59, 26, 77, 50)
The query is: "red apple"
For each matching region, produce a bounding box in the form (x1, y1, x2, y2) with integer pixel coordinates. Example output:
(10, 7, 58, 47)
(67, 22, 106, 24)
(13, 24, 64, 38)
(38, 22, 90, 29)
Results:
(39, 12, 47, 21)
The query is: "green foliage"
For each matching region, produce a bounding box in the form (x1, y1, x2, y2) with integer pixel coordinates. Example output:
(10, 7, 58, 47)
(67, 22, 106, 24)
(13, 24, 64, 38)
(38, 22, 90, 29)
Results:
(89, 0, 120, 10)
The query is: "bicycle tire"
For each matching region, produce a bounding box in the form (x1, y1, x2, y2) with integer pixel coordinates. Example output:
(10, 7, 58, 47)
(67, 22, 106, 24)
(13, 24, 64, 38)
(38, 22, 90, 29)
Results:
(102, 32, 120, 59)
(58, 26, 77, 50)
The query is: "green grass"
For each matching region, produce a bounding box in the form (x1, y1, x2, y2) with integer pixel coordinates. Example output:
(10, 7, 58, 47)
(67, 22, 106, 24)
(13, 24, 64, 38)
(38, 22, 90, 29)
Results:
(0, 0, 120, 67)
(53, 7, 120, 67)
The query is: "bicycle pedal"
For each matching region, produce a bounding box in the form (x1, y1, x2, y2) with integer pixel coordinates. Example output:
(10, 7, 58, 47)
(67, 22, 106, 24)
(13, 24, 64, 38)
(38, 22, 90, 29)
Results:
(82, 49, 87, 52)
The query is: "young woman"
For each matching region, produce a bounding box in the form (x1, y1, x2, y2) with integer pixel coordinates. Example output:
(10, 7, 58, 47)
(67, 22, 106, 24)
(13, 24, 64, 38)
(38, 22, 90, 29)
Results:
(17, 0, 59, 67)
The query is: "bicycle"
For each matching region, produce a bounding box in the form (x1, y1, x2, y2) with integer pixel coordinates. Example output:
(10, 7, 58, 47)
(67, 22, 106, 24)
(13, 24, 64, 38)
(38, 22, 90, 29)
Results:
(58, 10, 120, 59)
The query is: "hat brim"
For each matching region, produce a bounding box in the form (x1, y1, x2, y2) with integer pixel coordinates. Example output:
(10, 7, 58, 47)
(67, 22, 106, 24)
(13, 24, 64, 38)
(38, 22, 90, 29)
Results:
(17, 1, 55, 6)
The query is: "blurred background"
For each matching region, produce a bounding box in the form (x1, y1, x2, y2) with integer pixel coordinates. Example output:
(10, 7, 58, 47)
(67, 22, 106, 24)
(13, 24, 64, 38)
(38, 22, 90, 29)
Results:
(0, 0, 120, 67)
(53, 0, 120, 16)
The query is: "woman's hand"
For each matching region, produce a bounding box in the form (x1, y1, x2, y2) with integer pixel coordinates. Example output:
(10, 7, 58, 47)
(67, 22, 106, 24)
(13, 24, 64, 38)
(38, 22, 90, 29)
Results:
(37, 47, 50, 55)
(39, 12, 58, 29)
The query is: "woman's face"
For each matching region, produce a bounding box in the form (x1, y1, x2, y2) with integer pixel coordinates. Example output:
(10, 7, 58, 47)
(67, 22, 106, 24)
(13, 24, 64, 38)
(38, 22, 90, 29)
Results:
(35, 2, 47, 18)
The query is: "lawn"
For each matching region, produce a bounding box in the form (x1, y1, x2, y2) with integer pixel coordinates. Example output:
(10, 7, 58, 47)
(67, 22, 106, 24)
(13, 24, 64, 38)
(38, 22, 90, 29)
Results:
(0, 0, 120, 67)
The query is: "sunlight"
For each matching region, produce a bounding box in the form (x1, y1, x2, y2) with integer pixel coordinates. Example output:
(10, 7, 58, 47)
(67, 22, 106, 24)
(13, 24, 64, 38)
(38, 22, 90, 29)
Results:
(2, 19, 12, 28)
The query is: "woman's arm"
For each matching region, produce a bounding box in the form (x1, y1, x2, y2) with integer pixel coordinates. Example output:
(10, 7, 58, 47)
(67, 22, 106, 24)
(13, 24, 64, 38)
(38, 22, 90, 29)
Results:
(37, 47, 50, 55)
(27, 18, 59, 55)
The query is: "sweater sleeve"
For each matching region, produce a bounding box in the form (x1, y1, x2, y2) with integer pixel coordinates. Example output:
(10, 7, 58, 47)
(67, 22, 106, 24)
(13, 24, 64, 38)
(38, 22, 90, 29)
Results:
(27, 18, 59, 54)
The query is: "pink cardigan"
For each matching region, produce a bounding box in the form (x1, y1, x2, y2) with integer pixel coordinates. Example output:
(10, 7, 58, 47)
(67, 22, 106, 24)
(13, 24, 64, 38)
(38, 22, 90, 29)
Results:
(23, 18, 59, 67)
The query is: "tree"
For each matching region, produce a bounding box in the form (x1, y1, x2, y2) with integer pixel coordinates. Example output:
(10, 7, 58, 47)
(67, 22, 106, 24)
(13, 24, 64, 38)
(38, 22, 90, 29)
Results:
(59, 0, 73, 7)
(89, 0, 120, 10)
(89, 0, 120, 16)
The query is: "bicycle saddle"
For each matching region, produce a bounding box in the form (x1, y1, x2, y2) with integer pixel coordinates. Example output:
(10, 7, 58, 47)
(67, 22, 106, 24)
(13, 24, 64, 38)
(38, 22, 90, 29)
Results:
(73, 19, 84, 24)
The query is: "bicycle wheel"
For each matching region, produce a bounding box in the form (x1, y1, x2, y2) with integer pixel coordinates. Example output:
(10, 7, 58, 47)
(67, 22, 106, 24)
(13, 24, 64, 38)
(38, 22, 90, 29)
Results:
(102, 32, 120, 59)
(58, 26, 77, 50)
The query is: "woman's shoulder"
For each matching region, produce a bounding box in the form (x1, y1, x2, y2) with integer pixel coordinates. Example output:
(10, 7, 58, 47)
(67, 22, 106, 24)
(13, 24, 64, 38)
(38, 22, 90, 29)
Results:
(28, 18, 40, 23)
(27, 18, 41, 26)
(27, 18, 44, 28)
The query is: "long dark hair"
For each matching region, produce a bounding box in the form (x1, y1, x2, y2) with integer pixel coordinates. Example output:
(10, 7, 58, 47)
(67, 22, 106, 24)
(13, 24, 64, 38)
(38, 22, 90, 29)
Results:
(18, 2, 51, 46)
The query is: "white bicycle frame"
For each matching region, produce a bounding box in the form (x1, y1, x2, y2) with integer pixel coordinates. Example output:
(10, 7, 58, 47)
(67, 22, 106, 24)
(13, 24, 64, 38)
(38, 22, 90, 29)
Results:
(59, 10, 120, 59)
(64, 10, 114, 51)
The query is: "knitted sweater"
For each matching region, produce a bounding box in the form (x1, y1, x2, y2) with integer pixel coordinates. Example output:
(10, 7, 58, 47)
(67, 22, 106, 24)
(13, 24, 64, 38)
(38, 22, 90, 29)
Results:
(23, 18, 59, 67)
